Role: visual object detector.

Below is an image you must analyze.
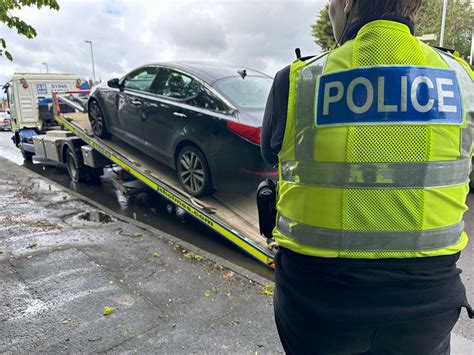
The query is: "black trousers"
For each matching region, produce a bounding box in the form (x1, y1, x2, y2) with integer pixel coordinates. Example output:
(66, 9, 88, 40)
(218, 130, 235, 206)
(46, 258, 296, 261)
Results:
(273, 247, 464, 355)
(275, 303, 460, 355)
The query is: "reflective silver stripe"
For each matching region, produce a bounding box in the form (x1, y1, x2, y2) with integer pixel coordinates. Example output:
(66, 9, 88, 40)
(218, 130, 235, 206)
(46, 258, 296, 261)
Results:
(277, 215, 463, 251)
(438, 51, 474, 158)
(281, 158, 470, 188)
(294, 54, 328, 161)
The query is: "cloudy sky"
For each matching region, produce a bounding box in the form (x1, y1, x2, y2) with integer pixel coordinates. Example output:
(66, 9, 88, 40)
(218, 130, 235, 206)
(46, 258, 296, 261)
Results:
(0, 0, 327, 89)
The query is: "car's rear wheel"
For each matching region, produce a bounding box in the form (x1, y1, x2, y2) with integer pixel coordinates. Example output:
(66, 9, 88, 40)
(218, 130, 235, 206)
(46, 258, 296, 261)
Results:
(176, 146, 213, 197)
(88, 100, 110, 138)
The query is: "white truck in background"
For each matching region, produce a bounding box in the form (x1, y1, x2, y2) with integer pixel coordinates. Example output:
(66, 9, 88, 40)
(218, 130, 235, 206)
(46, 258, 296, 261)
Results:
(3, 73, 87, 159)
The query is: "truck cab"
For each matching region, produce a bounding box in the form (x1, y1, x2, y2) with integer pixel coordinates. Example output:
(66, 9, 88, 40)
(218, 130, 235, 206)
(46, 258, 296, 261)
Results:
(3, 73, 87, 159)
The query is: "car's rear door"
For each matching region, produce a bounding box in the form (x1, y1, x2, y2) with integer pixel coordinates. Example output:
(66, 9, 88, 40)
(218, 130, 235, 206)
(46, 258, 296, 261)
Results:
(118, 66, 160, 145)
(142, 68, 195, 160)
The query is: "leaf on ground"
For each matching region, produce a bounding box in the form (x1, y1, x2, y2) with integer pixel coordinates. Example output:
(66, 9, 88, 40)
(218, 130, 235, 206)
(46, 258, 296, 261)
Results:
(222, 271, 235, 280)
(204, 290, 211, 297)
(152, 252, 161, 258)
(133, 232, 143, 237)
(261, 283, 274, 296)
(0, 251, 4, 255)
(61, 318, 79, 327)
(102, 306, 114, 316)
(27, 243, 38, 249)
(184, 252, 204, 261)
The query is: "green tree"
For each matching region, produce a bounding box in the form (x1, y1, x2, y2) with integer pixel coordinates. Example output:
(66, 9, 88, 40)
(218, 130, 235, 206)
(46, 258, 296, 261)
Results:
(311, 4, 335, 51)
(311, 0, 474, 57)
(0, 0, 60, 61)
(416, 0, 473, 57)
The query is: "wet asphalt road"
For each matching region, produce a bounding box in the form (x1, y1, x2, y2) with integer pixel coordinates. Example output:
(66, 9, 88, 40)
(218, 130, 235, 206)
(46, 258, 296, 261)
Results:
(0, 155, 281, 353)
(0, 131, 472, 352)
(0, 131, 274, 281)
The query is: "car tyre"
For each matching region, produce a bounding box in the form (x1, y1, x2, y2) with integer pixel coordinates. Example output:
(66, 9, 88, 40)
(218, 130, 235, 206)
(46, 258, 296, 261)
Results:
(176, 146, 213, 197)
(88, 100, 110, 138)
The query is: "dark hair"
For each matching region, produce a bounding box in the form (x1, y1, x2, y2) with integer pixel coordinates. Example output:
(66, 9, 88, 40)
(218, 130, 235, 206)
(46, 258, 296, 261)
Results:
(355, 0, 423, 20)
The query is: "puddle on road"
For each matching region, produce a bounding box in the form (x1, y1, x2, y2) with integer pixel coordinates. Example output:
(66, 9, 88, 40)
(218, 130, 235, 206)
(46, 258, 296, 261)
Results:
(78, 211, 112, 224)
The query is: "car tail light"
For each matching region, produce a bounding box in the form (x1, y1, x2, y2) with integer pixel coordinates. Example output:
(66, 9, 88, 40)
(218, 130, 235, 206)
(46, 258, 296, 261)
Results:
(226, 121, 261, 145)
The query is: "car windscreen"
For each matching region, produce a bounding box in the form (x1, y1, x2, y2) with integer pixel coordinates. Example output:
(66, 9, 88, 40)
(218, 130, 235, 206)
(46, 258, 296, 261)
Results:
(215, 76, 273, 110)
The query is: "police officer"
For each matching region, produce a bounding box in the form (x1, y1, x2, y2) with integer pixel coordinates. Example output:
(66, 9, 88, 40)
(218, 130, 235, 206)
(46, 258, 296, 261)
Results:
(261, 0, 473, 353)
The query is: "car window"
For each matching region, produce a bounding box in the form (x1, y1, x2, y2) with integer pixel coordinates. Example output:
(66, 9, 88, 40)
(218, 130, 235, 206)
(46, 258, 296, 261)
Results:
(153, 69, 194, 99)
(215, 76, 273, 109)
(122, 67, 159, 93)
(187, 81, 227, 113)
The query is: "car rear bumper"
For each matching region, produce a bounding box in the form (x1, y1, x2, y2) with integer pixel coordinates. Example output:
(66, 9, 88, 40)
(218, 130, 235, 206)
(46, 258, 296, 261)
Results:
(209, 138, 277, 192)
(0, 122, 11, 130)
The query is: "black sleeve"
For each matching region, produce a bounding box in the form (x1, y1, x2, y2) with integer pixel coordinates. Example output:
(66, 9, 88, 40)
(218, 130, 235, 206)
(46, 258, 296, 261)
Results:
(261, 65, 291, 166)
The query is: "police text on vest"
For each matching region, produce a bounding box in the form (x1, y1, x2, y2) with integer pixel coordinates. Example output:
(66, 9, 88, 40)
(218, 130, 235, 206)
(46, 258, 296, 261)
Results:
(316, 67, 462, 126)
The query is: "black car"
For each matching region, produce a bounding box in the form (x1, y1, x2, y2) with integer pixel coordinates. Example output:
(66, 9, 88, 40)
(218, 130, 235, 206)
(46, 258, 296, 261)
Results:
(88, 62, 275, 196)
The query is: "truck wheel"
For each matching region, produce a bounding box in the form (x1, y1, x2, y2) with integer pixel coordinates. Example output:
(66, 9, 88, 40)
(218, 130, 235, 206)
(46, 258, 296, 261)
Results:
(176, 146, 213, 197)
(88, 100, 110, 138)
(65, 147, 87, 183)
(21, 149, 34, 161)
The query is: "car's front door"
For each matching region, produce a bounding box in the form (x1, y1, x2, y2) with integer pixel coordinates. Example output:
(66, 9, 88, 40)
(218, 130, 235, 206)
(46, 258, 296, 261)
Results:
(118, 66, 159, 145)
(142, 68, 196, 160)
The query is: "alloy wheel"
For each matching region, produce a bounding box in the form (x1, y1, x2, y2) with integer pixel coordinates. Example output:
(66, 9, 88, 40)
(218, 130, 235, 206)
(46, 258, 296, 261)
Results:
(89, 102, 104, 136)
(179, 151, 206, 195)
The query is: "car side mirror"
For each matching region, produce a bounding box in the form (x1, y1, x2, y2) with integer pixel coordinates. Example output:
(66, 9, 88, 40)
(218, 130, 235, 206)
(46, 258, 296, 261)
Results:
(107, 78, 121, 89)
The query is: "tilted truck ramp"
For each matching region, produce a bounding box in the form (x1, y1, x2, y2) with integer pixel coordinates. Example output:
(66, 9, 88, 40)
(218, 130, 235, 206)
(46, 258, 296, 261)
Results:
(52, 107, 275, 267)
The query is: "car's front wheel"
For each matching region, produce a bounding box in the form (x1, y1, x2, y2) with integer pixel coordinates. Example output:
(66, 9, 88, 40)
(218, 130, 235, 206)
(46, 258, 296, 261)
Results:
(88, 100, 110, 138)
(176, 146, 213, 197)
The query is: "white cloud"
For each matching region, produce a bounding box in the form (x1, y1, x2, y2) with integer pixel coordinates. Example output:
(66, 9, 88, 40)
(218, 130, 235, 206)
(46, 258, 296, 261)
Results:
(0, 0, 326, 91)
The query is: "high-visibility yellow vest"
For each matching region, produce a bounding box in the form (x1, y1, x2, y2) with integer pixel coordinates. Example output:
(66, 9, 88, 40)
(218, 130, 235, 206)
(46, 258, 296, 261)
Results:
(274, 20, 474, 259)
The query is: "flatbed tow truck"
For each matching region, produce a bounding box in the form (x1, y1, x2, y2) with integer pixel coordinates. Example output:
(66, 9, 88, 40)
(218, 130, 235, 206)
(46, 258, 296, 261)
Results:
(44, 90, 275, 267)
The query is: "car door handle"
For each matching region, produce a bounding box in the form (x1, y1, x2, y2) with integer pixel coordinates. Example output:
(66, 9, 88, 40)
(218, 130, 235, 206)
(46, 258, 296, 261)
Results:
(160, 103, 170, 109)
(131, 100, 142, 106)
(147, 102, 158, 108)
(173, 112, 187, 118)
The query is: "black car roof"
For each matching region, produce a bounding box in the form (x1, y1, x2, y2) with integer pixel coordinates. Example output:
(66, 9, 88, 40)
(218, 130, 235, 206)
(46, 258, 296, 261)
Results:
(150, 61, 271, 85)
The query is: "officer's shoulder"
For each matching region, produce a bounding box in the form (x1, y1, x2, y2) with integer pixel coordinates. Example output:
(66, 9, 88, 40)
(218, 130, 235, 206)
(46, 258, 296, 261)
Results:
(430, 45, 474, 80)
(274, 55, 319, 79)
(274, 65, 291, 82)
(431, 45, 457, 55)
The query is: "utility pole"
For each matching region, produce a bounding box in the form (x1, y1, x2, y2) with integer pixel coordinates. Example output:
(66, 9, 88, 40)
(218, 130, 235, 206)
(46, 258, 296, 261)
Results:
(440, 0, 448, 47)
(84, 40, 96, 83)
(42, 62, 49, 73)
